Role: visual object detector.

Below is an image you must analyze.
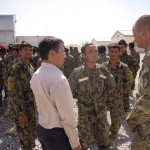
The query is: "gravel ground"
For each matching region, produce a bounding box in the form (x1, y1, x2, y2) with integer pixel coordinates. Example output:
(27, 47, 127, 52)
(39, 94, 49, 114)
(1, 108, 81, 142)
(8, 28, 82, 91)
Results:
(0, 98, 134, 150)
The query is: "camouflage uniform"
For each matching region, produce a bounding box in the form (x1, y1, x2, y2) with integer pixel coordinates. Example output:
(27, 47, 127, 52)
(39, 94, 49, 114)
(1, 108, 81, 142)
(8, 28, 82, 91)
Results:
(120, 51, 140, 111)
(130, 49, 140, 90)
(70, 48, 80, 68)
(0, 55, 4, 107)
(127, 50, 150, 150)
(63, 53, 75, 78)
(3, 54, 20, 108)
(97, 53, 109, 64)
(7, 59, 36, 149)
(68, 63, 116, 149)
(103, 61, 133, 140)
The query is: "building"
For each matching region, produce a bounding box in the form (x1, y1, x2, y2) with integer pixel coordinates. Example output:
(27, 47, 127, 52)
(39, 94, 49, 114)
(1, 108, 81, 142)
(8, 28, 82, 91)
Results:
(0, 15, 16, 47)
(92, 30, 144, 52)
(16, 36, 54, 47)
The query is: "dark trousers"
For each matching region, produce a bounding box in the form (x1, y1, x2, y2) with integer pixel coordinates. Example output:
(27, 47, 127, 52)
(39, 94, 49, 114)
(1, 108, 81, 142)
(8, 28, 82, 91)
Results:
(37, 124, 72, 150)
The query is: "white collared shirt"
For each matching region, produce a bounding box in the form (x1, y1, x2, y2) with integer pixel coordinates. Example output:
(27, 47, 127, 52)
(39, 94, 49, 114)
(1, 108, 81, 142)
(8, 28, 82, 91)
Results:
(30, 62, 79, 149)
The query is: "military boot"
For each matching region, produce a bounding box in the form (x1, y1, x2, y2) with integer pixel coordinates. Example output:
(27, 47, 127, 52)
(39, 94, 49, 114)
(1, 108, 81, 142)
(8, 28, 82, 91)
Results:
(6, 124, 17, 135)
(21, 145, 33, 150)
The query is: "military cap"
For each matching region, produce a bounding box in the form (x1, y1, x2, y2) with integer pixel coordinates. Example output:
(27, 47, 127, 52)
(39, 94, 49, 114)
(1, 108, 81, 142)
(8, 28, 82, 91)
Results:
(118, 39, 128, 46)
(108, 43, 120, 51)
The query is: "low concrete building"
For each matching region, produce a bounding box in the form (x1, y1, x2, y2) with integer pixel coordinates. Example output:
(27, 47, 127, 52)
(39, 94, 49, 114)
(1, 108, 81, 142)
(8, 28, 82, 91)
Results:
(92, 30, 144, 52)
(0, 15, 16, 47)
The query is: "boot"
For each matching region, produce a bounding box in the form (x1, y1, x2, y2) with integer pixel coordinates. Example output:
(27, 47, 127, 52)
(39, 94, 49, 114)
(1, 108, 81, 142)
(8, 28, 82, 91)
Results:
(6, 124, 16, 135)
(21, 145, 33, 150)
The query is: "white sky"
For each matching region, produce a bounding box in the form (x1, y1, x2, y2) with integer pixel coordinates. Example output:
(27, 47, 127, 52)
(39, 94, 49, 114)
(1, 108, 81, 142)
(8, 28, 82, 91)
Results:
(0, 0, 150, 45)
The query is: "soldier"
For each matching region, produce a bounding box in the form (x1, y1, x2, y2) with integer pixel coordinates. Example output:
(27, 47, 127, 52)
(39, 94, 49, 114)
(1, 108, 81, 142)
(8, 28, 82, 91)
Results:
(97, 45, 109, 64)
(129, 42, 140, 65)
(3, 44, 20, 101)
(103, 43, 133, 149)
(129, 42, 140, 92)
(30, 46, 40, 71)
(127, 14, 150, 150)
(63, 47, 75, 78)
(68, 43, 116, 150)
(0, 46, 5, 107)
(118, 39, 140, 115)
(7, 41, 36, 150)
(70, 46, 80, 68)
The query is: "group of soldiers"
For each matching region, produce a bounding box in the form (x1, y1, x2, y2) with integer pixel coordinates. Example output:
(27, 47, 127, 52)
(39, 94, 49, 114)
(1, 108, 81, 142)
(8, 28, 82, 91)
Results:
(0, 36, 140, 150)
(1, 14, 150, 149)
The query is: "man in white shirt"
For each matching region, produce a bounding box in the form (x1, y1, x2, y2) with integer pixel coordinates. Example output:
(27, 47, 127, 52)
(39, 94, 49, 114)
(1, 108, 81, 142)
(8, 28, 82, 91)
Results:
(30, 37, 81, 150)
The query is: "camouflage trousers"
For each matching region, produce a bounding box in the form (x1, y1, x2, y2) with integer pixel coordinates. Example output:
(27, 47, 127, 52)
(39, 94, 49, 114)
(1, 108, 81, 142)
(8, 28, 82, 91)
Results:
(123, 94, 130, 112)
(78, 109, 109, 149)
(131, 132, 150, 150)
(15, 114, 37, 148)
(0, 77, 3, 107)
(109, 104, 122, 139)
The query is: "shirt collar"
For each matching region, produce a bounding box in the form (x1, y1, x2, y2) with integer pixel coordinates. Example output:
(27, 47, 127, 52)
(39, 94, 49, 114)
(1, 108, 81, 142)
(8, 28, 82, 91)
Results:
(41, 62, 63, 73)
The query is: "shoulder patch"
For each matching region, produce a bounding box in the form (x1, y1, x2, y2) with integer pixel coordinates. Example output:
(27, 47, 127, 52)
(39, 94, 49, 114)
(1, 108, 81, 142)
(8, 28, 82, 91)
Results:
(99, 74, 107, 79)
(78, 77, 89, 82)
(7, 76, 16, 92)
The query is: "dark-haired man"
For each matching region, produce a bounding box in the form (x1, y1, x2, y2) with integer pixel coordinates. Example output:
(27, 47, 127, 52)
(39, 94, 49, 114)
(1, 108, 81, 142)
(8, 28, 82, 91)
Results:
(118, 39, 139, 115)
(103, 43, 133, 149)
(30, 37, 81, 150)
(8, 41, 36, 150)
(97, 45, 109, 64)
(68, 43, 116, 150)
(63, 47, 75, 78)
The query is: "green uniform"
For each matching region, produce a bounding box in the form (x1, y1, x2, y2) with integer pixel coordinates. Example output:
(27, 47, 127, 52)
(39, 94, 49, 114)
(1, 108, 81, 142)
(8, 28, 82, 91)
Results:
(130, 49, 140, 90)
(120, 51, 140, 111)
(127, 50, 150, 150)
(103, 61, 133, 139)
(68, 63, 116, 149)
(97, 53, 109, 64)
(8, 59, 36, 149)
(63, 53, 75, 78)
(0, 55, 4, 106)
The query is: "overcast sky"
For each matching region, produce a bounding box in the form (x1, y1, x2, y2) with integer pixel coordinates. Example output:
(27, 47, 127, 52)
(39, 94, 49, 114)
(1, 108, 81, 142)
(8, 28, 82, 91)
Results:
(0, 0, 150, 45)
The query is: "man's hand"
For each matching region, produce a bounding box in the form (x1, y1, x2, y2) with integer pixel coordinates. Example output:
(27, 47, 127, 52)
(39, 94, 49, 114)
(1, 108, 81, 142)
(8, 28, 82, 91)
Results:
(73, 144, 82, 150)
(19, 114, 28, 128)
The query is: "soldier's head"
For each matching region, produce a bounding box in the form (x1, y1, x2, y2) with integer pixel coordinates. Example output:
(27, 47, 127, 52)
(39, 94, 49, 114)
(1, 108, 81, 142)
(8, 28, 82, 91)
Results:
(64, 47, 69, 54)
(129, 42, 135, 51)
(81, 43, 98, 64)
(133, 14, 150, 50)
(39, 37, 65, 68)
(108, 43, 120, 61)
(19, 41, 33, 60)
(11, 44, 19, 57)
(118, 39, 128, 54)
(97, 45, 106, 54)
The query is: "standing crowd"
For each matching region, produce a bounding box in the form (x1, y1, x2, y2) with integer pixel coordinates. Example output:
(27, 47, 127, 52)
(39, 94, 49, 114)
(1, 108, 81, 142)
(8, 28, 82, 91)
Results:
(0, 14, 150, 150)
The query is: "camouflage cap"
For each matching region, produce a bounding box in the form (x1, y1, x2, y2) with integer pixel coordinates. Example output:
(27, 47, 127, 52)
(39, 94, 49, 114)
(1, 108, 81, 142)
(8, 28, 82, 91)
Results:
(118, 39, 128, 46)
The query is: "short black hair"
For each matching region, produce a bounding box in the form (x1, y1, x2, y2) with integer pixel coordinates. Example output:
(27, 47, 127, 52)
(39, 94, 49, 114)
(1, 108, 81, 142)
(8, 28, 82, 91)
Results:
(108, 43, 120, 51)
(81, 43, 94, 54)
(129, 42, 134, 49)
(97, 45, 106, 54)
(19, 41, 32, 51)
(39, 37, 64, 60)
(64, 47, 69, 53)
